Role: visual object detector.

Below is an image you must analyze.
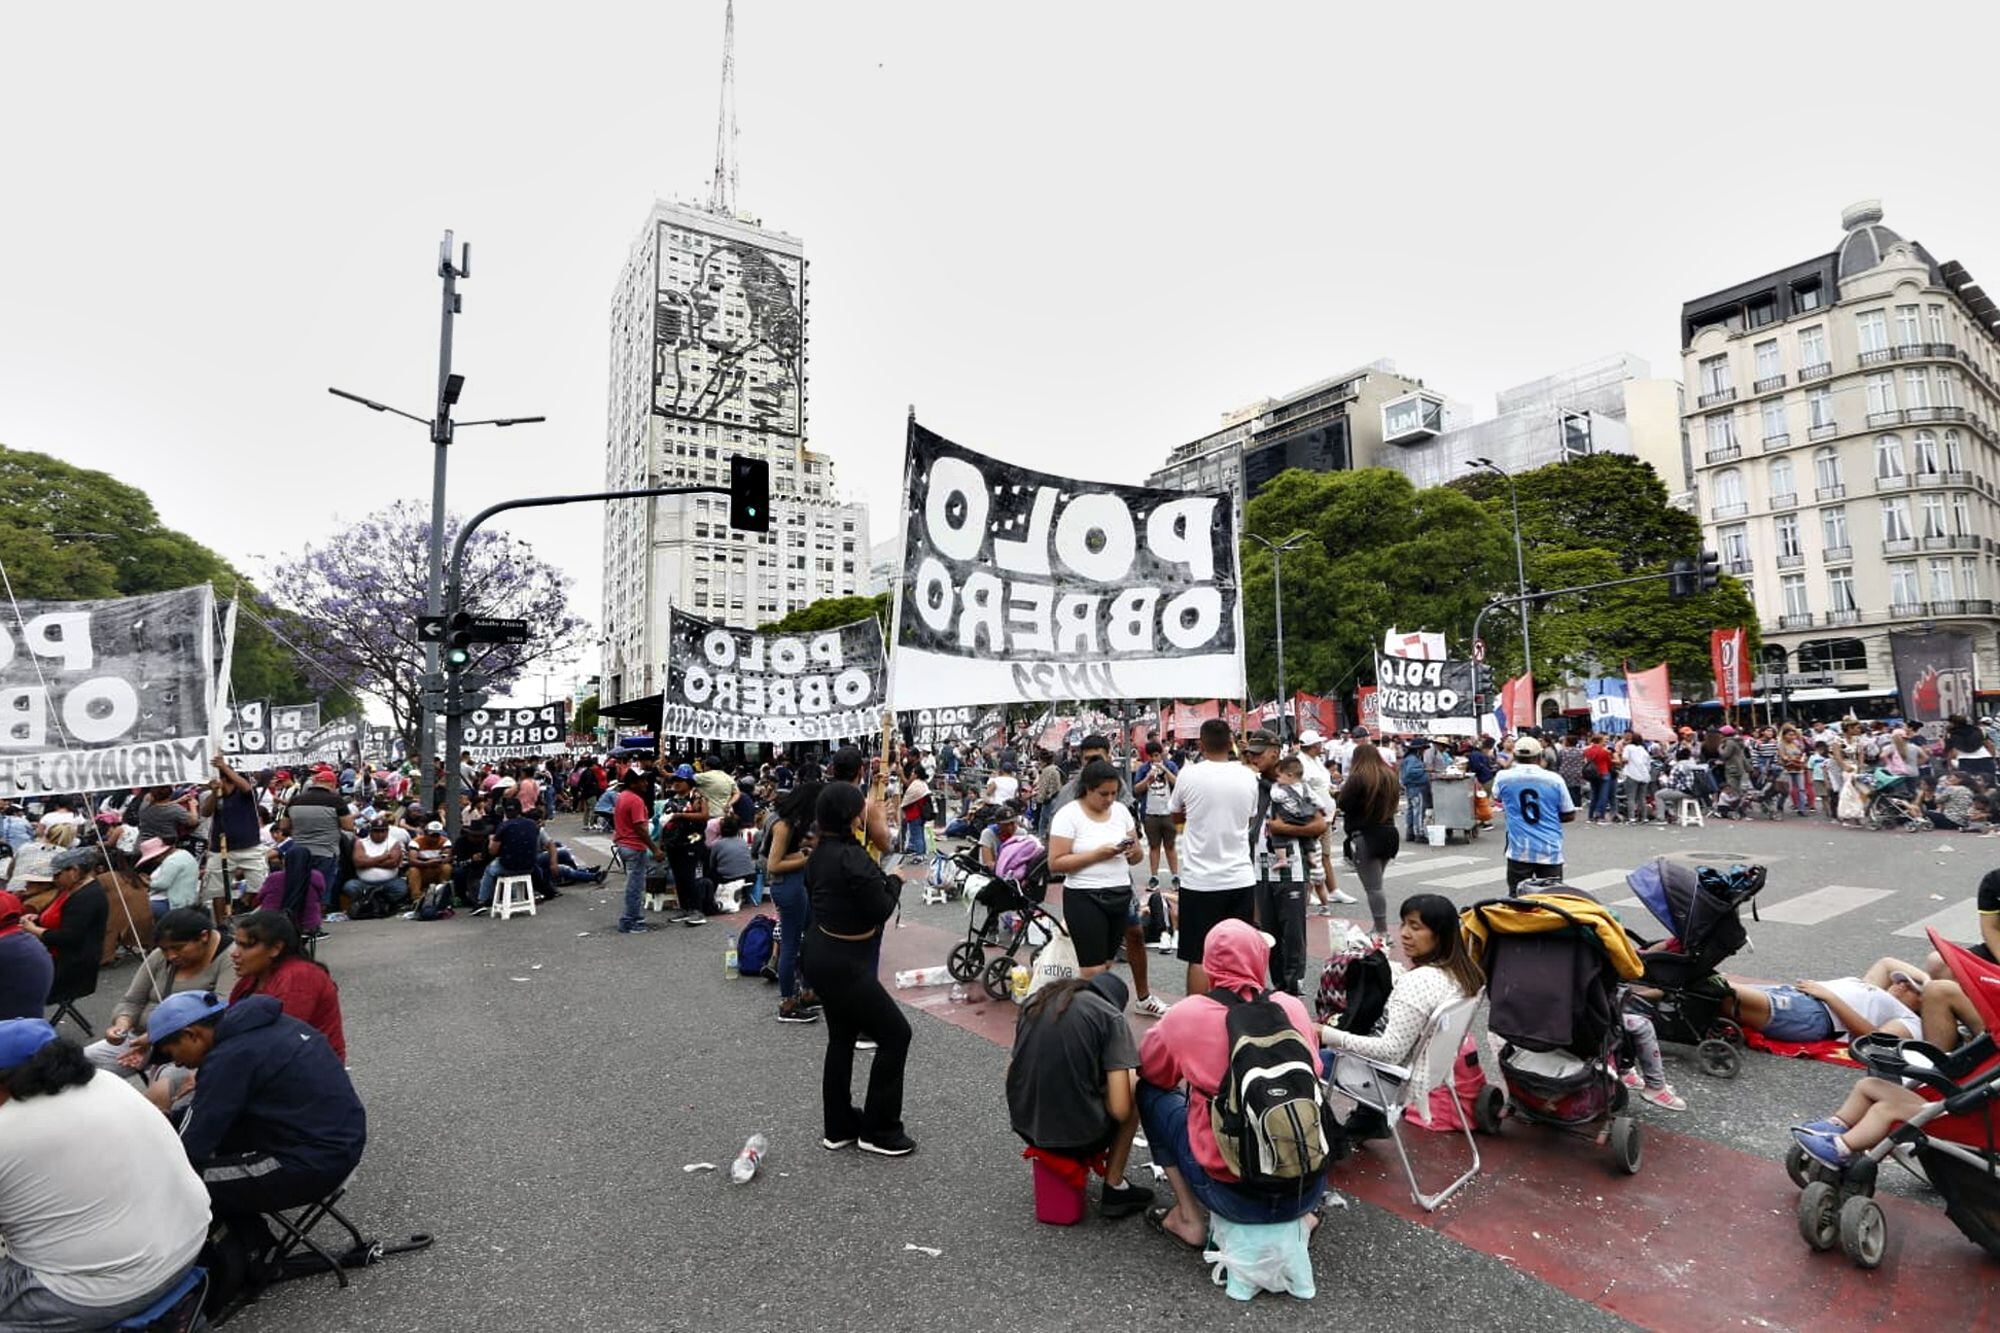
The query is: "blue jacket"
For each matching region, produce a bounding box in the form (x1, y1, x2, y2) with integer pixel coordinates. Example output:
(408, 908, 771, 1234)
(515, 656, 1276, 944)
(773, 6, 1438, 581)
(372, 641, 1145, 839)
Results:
(0, 933, 52, 1020)
(179, 993, 366, 1178)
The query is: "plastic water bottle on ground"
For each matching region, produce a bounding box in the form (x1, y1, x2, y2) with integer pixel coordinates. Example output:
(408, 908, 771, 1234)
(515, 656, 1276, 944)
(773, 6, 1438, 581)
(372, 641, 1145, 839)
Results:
(724, 932, 739, 975)
(729, 1133, 768, 1184)
(893, 965, 953, 989)
(948, 981, 968, 1004)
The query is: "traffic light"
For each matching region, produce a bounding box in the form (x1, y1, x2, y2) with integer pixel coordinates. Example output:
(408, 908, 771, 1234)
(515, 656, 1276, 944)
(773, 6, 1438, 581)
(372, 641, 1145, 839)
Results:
(1698, 549, 1721, 593)
(446, 610, 473, 669)
(1474, 664, 1495, 697)
(1667, 557, 1695, 598)
(729, 455, 771, 532)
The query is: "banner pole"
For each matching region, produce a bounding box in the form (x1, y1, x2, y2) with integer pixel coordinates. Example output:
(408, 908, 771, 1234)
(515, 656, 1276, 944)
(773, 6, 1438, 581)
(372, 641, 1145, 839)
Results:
(210, 589, 240, 757)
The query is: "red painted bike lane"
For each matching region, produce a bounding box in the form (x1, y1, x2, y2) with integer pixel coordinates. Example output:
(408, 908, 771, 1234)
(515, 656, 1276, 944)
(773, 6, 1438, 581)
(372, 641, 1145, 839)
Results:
(874, 906, 2000, 1332)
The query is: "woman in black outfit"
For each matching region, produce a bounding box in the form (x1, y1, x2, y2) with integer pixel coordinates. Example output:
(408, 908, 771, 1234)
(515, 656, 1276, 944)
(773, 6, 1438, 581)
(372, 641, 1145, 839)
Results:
(802, 782, 914, 1157)
(21, 847, 109, 1015)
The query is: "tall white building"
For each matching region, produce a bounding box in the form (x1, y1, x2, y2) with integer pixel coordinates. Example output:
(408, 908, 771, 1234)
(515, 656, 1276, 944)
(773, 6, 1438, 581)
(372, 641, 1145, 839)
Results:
(600, 199, 869, 709)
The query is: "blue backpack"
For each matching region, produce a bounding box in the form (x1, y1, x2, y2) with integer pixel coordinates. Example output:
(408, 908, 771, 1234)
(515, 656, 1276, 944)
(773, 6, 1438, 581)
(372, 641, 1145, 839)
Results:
(736, 914, 778, 975)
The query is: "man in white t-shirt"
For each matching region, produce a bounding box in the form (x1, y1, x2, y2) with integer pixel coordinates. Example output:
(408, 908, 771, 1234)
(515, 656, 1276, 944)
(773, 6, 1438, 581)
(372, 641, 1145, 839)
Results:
(1727, 960, 1922, 1044)
(1166, 718, 1260, 996)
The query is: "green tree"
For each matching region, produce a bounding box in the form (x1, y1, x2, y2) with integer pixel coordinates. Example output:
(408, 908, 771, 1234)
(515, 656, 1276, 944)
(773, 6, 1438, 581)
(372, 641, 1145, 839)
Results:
(575, 693, 600, 735)
(0, 444, 325, 702)
(1241, 469, 1514, 700)
(767, 592, 890, 635)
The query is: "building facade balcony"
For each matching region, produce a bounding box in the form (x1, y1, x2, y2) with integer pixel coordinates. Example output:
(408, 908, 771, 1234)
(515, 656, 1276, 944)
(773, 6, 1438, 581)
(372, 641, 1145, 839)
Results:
(1867, 410, 1907, 428)
(1874, 473, 1910, 493)
(1815, 484, 1846, 501)
(1753, 374, 1787, 394)
(1928, 599, 1969, 616)
(1698, 387, 1738, 408)
(1705, 444, 1742, 464)
(1762, 432, 1792, 452)
(1889, 600, 1926, 617)
(1882, 538, 1918, 555)
(1777, 612, 1814, 629)
(1910, 469, 1973, 488)
(1769, 490, 1798, 511)
(1776, 552, 1805, 569)
(1825, 608, 1863, 626)
(1905, 405, 1966, 425)
(1799, 362, 1833, 382)
(1809, 422, 1840, 440)
(1723, 557, 1753, 575)
(1823, 544, 1853, 563)
(1710, 501, 1749, 519)
(1920, 533, 1981, 552)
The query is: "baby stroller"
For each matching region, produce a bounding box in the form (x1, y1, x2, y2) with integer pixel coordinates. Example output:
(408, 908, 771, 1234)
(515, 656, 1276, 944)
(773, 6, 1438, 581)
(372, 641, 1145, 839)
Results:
(1786, 929, 2000, 1268)
(1621, 856, 1768, 1079)
(943, 838, 1057, 1000)
(1461, 887, 1651, 1175)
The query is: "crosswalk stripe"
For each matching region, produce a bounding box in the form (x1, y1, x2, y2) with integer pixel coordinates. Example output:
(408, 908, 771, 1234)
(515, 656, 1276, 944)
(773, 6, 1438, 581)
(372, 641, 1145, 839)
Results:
(1380, 855, 1479, 879)
(1423, 868, 1508, 890)
(1564, 869, 1632, 893)
(572, 835, 613, 856)
(1893, 897, 1980, 941)
(1758, 884, 1894, 926)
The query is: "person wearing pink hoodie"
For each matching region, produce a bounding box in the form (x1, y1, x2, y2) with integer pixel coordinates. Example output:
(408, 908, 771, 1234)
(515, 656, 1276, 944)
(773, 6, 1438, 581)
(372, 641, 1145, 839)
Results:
(1137, 919, 1325, 1245)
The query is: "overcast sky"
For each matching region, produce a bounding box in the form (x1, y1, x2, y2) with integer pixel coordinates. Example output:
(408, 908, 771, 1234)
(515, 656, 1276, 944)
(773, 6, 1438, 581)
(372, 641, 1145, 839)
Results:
(5, 2, 1998, 700)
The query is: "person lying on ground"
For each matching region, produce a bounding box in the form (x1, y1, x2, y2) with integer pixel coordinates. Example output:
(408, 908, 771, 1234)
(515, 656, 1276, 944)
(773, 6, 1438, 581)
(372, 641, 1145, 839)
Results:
(1723, 959, 1924, 1044)
(1005, 973, 1154, 1220)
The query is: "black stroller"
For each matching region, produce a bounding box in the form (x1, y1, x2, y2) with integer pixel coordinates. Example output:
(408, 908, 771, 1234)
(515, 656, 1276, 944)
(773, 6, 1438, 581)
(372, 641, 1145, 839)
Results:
(943, 846, 1058, 1000)
(1461, 887, 1651, 1175)
(1621, 856, 1768, 1079)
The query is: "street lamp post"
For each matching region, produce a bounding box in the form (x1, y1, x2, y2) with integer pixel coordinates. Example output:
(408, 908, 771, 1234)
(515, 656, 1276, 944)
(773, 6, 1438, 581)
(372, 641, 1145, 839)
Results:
(1468, 457, 1532, 677)
(329, 231, 545, 801)
(1247, 531, 1311, 741)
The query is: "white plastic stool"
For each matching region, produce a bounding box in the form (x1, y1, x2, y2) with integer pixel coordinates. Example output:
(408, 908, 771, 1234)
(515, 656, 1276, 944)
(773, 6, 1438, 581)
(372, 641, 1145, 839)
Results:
(1676, 798, 1704, 829)
(492, 875, 537, 920)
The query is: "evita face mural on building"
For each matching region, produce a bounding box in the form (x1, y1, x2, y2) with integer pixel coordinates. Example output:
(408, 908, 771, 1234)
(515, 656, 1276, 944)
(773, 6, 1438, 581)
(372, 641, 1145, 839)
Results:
(651, 223, 804, 437)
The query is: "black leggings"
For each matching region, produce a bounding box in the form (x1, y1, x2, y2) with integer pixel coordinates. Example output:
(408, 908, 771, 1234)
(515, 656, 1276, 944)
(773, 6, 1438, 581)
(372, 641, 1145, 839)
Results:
(801, 928, 911, 1142)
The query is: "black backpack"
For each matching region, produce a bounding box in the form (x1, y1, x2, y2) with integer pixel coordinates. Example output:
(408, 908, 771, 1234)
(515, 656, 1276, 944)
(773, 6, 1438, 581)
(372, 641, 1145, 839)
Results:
(1206, 987, 1335, 1192)
(415, 882, 453, 921)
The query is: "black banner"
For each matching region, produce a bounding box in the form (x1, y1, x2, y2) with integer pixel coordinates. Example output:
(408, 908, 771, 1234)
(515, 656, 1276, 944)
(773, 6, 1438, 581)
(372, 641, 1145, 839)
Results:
(1889, 630, 1976, 724)
(1372, 654, 1479, 734)
(463, 702, 569, 755)
(0, 586, 215, 796)
(662, 608, 885, 745)
(890, 422, 1242, 708)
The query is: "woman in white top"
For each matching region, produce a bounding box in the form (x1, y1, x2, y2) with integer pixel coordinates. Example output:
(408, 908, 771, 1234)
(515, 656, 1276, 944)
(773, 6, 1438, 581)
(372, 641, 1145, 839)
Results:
(1320, 894, 1484, 1135)
(1618, 733, 1654, 824)
(1048, 759, 1143, 979)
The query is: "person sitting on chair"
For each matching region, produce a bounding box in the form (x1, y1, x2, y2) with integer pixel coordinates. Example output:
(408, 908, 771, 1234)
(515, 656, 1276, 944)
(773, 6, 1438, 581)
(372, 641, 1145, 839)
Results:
(83, 908, 236, 1095)
(228, 910, 348, 1063)
(340, 817, 410, 914)
(1006, 973, 1154, 1220)
(477, 802, 557, 910)
(146, 990, 366, 1280)
(19, 848, 108, 1024)
(0, 1019, 210, 1331)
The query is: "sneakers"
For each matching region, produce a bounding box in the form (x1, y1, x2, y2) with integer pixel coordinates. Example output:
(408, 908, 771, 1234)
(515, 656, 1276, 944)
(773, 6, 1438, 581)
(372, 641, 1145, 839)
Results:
(681, 912, 708, 927)
(664, 907, 691, 921)
(1100, 1179, 1155, 1218)
(1797, 1116, 1847, 1135)
(1639, 1084, 1687, 1112)
(617, 921, 652, 934)
(1791, 1127, 1852, 1168)
(855, 1038, 878, 1052)
(1619, 1066, 1644, 1090)
(1328, 887, 1358, 904)
(858, 1132, 917, 1157)
(821, 1135, 856, 1151)
(1147, 875, 1159, 889)
(1153, 931, 1178, 955)
(778, 1003, 822, 1024)
(1133, 993, 1169, 1019)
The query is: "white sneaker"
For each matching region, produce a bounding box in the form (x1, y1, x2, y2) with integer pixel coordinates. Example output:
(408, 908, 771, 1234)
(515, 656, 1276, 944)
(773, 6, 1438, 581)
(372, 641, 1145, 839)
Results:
(1640, 1084, 1687, 1112)
(1153, 931, 1177, 955)
(1328, 888, 1358, 904)
(1133, 993, 1169, 1018)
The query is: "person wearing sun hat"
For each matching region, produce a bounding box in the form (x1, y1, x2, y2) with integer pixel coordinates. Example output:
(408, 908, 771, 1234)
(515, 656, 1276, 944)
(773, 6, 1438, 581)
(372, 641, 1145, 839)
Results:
(0, 1017, 210, 1330)
(137, 835, 201, 916)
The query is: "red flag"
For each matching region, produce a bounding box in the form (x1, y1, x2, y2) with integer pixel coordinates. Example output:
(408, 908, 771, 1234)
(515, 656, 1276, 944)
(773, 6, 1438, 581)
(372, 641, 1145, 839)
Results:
(1357, 686, 1380, 738)
(1223, 703, 1245, 731)
(1625, 663, 1674, 742)
(1710, 628, 1750, 706)
(1501, 674, 1535, 731)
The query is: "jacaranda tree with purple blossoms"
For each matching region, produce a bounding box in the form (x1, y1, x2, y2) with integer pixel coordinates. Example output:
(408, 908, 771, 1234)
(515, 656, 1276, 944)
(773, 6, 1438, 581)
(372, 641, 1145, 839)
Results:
(263, 501, 588, 756)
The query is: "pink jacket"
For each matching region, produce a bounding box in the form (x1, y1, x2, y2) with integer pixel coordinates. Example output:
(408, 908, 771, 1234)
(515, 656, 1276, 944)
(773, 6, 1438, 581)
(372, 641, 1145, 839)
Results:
(1138, 919, 1315, 1179)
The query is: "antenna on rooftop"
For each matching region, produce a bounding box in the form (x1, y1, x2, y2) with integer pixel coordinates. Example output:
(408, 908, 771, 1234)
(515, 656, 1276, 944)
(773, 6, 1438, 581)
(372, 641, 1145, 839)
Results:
(708, 0, 738, 218)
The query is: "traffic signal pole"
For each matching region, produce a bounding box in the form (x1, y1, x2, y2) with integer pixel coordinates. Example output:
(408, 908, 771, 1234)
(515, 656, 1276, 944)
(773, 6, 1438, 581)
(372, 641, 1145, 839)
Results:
(439, 468, 767, 835)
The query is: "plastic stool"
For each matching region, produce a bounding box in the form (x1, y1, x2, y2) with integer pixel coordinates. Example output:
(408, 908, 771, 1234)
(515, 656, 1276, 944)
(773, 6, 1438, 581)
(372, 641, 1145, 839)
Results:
(1030, 1157, 1087, 1225)
(113, 1265, 206, 1329)
(492, 875, 537, 920)
(1676, 798, 1704, 829)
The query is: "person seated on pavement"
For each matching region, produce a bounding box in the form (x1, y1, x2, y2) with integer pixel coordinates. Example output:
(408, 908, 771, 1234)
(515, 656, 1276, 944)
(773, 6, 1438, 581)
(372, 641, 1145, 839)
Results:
(406, 819, 454, 899)
(257, 841, 325, 937)
(229, 910, 347, 1063)
(1137, 919, 1326, 1248)
(478, 801, 557, 908)
(84, 908, 237, 1091)
(708, 810, 755, 894)
(1724, 959, 1926, 1045)
(1318, 894, 1486, 1136)
(0, 891, 53, 1021)
(1006, 973, 1154, 1220)
(145, 991, 367, 1280)
(342, 815, 411, 913)
(0, 1019, 210, 1332)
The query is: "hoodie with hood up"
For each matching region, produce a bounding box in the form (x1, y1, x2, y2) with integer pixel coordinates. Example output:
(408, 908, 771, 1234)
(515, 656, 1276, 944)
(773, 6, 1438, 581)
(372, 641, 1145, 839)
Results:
(1138, 920, 1315, 1180)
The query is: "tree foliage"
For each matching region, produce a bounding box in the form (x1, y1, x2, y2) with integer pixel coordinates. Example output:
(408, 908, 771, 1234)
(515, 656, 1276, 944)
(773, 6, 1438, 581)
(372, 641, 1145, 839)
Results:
(766, 592, 890, 635)
(0, 444, 320, 703)
(262, 500, 588, 755)
(574, 693, 600, 736)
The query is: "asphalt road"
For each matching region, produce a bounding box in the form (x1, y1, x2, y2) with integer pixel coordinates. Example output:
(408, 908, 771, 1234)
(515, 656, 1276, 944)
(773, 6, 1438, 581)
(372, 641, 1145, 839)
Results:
(55, 811, 1998, 1331)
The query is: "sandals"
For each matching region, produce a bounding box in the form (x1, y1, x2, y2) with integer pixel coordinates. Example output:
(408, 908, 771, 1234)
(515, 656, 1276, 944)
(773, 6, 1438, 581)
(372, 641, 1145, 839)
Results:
(1145, 1204, 1204, 1251)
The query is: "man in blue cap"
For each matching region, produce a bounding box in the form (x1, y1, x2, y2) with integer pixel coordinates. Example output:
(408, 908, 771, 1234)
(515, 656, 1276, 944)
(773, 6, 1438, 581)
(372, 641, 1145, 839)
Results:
(0, 1018, 209, 1329)
(148, 991, 366, 1273)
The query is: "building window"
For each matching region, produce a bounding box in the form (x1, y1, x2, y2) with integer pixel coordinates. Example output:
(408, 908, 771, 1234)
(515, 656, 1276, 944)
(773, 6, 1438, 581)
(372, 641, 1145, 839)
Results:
(1962, 558, 1982, 600)
(1856, 309, 1889, 354)
(1896, 305, 1923, 348)
(1904, 368, 1932, 410)
(1780, 573, 1809, 617)
(1746, 297, 1777, 328)
(1761, 397, 1787, 440)
(1795, 284, 1824, 313)
(1928, 304, 1948, 343)
(1912, 431, 1940, 475)
(1798, 637, 1866, 672)
(1922, 492, 1948, 538)
(1952, 491, 1972, 535)
(1881, 498, 1913, 542)
(1711, 468, 1744, 509)
(1798, 324, 1828, 367)
(1875, 434, 1906, 480)
(1768, 455, 1795, 497)
(1930, 558, 1956, 601)
(1718, 523, 1749, 567)
(1706, 413, 1737, 451)
(1945, 430, 1965, 472)
(1775, 512, 1802, 557)
(1828, 568, 1858, 612)
(1814, 447, 1843, 492)
(1808, 386, 1835, 429)
(1821, 505, 1849, 552)
(1866, 373, 1897, 416)
(1938, 368, 1960, 408)
(1889, 562, 1921, 609)
(1699, 355, 1733, 398)
(1754, 340, 1781, 382)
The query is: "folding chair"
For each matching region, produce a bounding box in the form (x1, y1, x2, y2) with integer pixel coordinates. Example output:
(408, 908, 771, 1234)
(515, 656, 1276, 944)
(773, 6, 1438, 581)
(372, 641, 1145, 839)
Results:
(48, 998, 94, 1037)
(112, 1265, 207, 1331)
(1330, 992, 1485, 1212)
(267, 1177, 434, 1287)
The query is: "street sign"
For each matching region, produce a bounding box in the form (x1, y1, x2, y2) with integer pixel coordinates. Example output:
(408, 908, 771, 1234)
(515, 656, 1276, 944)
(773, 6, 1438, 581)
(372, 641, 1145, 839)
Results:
(418, 616, 446, 642)
(1471, 638, 1486, 664)
(466, 617, 529, 645)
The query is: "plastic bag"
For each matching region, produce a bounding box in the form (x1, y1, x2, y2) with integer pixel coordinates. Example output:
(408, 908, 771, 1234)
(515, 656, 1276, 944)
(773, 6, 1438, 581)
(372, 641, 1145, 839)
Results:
(1023, 928, 1078, 999)
(1203, 1214, 1316, 1301)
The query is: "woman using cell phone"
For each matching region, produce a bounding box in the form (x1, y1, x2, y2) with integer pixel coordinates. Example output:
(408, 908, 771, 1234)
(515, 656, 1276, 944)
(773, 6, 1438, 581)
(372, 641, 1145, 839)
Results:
(1049, 759, 1146, 981)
